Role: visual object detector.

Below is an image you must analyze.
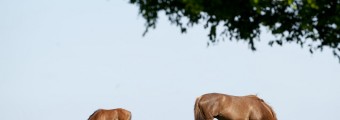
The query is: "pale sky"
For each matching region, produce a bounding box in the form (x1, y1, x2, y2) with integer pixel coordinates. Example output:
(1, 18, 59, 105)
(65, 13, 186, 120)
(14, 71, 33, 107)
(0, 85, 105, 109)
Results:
(1, 0, 340, 120)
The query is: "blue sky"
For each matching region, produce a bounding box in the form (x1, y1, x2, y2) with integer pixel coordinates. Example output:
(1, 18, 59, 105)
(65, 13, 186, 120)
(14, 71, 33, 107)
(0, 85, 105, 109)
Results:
(1, 0, 340, 120)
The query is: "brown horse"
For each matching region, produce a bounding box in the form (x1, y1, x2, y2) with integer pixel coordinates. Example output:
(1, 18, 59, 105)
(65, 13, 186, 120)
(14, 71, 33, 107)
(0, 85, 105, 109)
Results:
(194, 93, 277, 120)
(88, 108, 131, 120)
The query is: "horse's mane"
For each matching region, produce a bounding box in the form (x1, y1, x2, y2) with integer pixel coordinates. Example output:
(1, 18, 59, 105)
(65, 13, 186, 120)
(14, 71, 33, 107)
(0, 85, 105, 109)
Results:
(247, 95, 277, 119)
(260, 99, 277, 119)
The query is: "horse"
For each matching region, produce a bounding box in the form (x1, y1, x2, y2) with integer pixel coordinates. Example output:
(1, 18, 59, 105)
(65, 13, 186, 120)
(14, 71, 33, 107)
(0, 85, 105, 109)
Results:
(194, 93, 277, 120)
(88, 108, 131, 120)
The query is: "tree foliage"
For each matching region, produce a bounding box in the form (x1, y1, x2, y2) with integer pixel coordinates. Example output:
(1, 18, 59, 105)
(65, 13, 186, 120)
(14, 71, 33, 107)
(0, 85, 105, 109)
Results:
(129, 0, 340, 61)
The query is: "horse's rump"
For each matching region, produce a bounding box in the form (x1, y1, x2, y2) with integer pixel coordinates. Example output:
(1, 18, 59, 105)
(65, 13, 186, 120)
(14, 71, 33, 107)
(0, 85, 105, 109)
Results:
(194, 96, 205, 120)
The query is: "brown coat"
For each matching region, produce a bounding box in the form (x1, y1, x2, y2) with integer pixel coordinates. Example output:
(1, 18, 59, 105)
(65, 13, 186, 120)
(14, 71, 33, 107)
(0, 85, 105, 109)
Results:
(194, 93, 277, 120)
(88, 108, 131, 120)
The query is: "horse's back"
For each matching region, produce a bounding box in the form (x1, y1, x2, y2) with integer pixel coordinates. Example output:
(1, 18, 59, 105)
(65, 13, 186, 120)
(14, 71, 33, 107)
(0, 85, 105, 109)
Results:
(88, 108, 131, 120)
(195, 93, 277, 120)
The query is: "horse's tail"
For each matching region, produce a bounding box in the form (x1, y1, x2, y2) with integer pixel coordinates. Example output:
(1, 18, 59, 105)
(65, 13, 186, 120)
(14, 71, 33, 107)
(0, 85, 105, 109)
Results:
(88, 109, 100, 120)
(194, 96, 205, 120)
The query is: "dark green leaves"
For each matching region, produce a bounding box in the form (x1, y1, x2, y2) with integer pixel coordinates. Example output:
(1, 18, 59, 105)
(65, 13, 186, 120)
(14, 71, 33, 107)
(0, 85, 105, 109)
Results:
(129, 0, 340, 62)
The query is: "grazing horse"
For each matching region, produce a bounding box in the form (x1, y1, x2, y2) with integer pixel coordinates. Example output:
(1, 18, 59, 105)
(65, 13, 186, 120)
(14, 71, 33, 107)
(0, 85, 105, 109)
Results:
(194, 93, 277, 120)
(88, 108, 131, 120)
